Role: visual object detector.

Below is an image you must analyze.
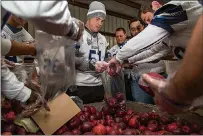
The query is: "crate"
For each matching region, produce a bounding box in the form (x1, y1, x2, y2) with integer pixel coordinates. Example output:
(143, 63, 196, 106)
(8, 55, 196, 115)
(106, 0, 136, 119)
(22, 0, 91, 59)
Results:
(87, 101, 203, 127)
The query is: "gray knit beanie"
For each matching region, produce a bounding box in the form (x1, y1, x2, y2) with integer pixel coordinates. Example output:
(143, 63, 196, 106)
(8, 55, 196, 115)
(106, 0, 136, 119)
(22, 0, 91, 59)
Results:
(87, 1, 106, 20)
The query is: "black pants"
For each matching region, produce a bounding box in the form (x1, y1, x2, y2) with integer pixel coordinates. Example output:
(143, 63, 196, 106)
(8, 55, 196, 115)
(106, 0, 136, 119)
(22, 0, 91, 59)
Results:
(67, 85, 104, 104)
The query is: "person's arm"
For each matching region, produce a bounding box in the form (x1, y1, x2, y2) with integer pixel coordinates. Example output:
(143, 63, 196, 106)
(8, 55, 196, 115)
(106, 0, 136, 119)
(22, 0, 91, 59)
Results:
(1, 1, 84, 40)
(2, 40, 36, 56)
(142, 15, 203, 114)
(128, 40, 172, 64)
(116, 24, 169, 63)
(164, 15, 203, 103)
(1, 64, 31, 103)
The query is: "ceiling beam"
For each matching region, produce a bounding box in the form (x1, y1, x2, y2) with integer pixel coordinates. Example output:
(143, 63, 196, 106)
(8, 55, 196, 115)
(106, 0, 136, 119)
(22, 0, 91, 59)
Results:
(67, 0, 134, 20)
(113, 0, 141, 9)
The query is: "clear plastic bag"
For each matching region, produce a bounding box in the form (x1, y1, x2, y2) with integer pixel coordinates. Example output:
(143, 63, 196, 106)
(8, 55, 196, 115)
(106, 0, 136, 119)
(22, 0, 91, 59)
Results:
(101, 71, 126, 99)
(10, 63, 36, 84)
(35, 30, 76, 101)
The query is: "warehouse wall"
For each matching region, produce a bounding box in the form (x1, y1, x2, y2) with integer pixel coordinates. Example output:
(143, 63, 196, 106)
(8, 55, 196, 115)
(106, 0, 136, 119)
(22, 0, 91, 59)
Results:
(69, 4, 131, 48)
(28, 4, 131, 49)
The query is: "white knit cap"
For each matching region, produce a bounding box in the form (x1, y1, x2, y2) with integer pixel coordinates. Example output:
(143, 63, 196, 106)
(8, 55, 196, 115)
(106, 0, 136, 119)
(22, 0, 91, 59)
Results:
(87, 1, 106, 20)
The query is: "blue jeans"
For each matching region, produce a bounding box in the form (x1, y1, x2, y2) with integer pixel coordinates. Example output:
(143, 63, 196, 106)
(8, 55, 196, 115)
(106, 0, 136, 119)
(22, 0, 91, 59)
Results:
(131, 76, 154, 104)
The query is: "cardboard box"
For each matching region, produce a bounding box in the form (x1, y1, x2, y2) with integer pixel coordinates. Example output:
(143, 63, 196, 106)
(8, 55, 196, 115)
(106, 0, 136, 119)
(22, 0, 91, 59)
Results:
(31, 93, 81, 135)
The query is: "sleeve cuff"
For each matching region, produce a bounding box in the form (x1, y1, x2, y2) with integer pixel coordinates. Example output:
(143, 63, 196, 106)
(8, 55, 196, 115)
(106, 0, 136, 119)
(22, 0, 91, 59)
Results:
(16, 86, 32, 103)
(116, 55, 124, 64)
(1, 39, 12, 56)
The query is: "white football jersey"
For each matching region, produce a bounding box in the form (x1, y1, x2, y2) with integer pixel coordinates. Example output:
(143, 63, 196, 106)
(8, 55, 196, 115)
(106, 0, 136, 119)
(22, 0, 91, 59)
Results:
(1, 24, 34, 62)
(75, 29, 108, 86)
(107, 45, 120, 57)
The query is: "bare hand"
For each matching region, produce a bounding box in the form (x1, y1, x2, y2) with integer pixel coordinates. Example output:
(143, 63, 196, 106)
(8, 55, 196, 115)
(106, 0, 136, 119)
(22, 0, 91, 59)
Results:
(141, 74, 186, 114)
(95, 61, 108, 73)
(20, 80, 50, 117)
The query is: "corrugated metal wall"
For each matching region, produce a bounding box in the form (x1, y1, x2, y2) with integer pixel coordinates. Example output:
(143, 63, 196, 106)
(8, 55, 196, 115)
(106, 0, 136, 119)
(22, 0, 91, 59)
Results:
(69, 4, 130, 48)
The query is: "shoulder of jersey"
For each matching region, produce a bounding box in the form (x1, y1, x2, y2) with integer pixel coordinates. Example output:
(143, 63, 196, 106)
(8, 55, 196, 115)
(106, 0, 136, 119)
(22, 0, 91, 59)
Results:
(98, 32, 106, 39)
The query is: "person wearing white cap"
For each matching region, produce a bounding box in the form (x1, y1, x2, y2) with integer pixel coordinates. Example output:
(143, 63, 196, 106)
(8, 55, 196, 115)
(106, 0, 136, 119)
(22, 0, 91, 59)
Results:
(67, 1, 108, 104)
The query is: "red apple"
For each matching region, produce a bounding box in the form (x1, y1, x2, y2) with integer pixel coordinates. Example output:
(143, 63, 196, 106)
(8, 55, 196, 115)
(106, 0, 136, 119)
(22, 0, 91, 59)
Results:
(81, 122, 93, 133)
(1, 100, 12, 112)
(3, 123, 16, 133)
(3, 111, 16, 122)
(159, 125, 167, 130)
(79, 114, 88, 123)
(90, 106, 97, 114)
(167, 122, 179, 132)
(76, 111, 83, 118)
(116, 92, 125, 102)
(139, 125, 146, 132)
(147, 124, 159, 132)
(96, 119, 106, 125)
(92, 124, 107, 135)
(181, 125, 191, 135)
(95, 111, 102, 120)
(118, 103, 127, 111)
(68, 116, 80, 129)
(131, 129, 140, 135)
(84, 111, 90, 118)
(83, 106, 91, 113)
(72, 129, 81, 135)
(106, 119, 114, 126)
(137, 113, 149, 125)
(123, 115, 132, 124)
(115, 110, 126, 117)
(108, 129, 119, 135)
(101, 106, 109, 115)
(89, 114, 97, 122)
(91, 120, 98, 126)
(105, 126, 112, 134)
(148, 112, 160, 120)
(172, 128, 183, 135)
(105, 115, 113, 120)
(118, 122, 127, 130)
(16, 126, 27, 135)
(128, 116, 139, 128)
(126, 109, 135, 115)
(107, 97, 118, 108)
(159, 116, 170, 125)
